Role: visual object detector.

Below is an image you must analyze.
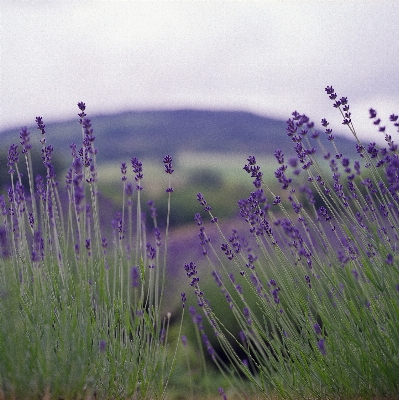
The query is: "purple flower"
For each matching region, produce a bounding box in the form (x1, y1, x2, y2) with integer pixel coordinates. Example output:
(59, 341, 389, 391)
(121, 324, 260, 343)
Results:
(314, 323, 322, 335)
(274, 149, 284, 164)
(154, 227, 161, 246)
(7, 144, 19, 174)
(218, 387, 227, 400)
(146, 200, 156, 219)
(228, 229, 242, 254)
(194, 213, 203, 226)
(325, 86, 336, 99)
(317, 338, 326, 355)
(35, 175, 46, 202)
(41, 145, 56, 180)
(321, 118, 329, 127)
(77, 102, 87, 123)
(288, 157, 298, 168)
(146, 243, 156, 268)
(221, 243, 234, 260)
(14, 181, 25, 208)
(197, 225, 209, 254)
(125, 182, 134, 196)
(197, 192, 211, 211)
(20, 127, 32, 153)
(181, 293, 186, 307)
(200, 333, 216, 359)
(35, 116, 46, 135)
(130, 266, 140, 288)
(163, 154, 174, 174)
(385, 253, 394, 265)
(246, 155, 256, 165)
(286, 118, 297, 136)
(0, 226, 9, 257)
(243, 156, 263, 188)
(271, 287, 280, 304)
(163, 155, 174, 191)
(31, 230, 44, 262)
(184, 262, 199, 287)
(99, 340, 107, 352)
(351, 269, 359, 280)
(273, 196, 281, 205)
(120, 162, 127, 181)
(131, 157, 143, 190)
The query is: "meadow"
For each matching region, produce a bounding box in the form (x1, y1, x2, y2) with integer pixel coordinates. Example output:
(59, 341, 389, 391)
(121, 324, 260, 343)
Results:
(0, 87, 399, 399)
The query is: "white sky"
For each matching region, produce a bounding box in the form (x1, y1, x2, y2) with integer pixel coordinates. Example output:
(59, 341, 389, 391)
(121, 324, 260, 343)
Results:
(1, 0, 399, 144)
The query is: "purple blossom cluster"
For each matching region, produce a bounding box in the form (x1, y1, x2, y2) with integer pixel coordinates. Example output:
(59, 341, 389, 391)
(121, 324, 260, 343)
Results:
(146, 243, 156, 268)
(243, 155, 263, 188)
(196, 192, 211, 212)
(163, 154, 174, 193)
(20, 127, 32, 154)
(7, 144, 19, 175)
(35, 116, 46, 136)
(130, 266, 140, 288)
(325, 86, 352, 126)
(237, 189, 271, 236)
(189, 306, 217, 360)
(194, 213, 210, 255)
(76, 102, 97, 183)
(131, 157, 143, 191)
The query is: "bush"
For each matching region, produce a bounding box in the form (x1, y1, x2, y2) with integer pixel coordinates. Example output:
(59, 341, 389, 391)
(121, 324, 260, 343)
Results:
(183, 87, 399, 399)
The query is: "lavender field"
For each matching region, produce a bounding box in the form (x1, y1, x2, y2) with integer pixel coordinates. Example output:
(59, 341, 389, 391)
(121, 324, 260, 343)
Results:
(1, 88, 399, 399)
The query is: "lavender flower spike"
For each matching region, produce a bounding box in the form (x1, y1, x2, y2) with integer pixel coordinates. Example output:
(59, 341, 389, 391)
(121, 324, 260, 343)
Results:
(7, 144, 19, 174)
(163, 154, 174, 192)
(20, 127, 32, 153)
(317, 338, 326, 355)
(163, 154, 174, 174)
(35, 116, 46, 135)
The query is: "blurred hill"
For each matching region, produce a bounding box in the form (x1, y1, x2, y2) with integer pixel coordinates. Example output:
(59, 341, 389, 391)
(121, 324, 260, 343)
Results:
(0, 109, 362, 227)
(0, 109, 358, 164)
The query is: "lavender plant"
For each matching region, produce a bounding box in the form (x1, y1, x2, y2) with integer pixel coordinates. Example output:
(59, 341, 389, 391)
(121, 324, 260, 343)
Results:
(0, 103, 179, 399)
(185, 87, 399, 399)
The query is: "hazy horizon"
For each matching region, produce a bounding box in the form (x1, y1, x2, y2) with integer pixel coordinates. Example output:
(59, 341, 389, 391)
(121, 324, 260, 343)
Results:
(1, 1, 399, 145)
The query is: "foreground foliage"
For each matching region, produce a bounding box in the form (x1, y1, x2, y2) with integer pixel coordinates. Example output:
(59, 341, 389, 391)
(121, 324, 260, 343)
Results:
(184, 87, 399, 399)
(0, 105, 178, 399)
(1, 87, 398, 399)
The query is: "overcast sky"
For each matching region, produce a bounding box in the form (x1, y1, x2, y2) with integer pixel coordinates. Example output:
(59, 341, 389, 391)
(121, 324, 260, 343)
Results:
(1, 1, 398, 143)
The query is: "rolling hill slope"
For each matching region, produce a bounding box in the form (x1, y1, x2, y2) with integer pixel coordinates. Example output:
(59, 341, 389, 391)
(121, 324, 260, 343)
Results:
(0, 109, 358, 165)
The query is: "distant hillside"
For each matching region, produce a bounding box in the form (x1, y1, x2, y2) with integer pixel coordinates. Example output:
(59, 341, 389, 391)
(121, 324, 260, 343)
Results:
(0, 109, 358, 165)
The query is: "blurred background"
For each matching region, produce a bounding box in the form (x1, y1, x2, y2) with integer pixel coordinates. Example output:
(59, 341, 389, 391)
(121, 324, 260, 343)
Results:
(1, 0, 398, 139)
